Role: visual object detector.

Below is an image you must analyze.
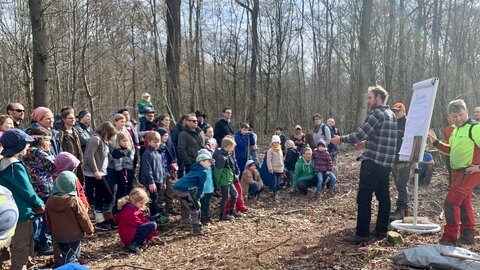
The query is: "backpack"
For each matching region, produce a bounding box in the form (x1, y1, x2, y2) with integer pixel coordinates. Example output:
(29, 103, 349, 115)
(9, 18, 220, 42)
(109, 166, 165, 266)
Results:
(469, 121, 478, 142)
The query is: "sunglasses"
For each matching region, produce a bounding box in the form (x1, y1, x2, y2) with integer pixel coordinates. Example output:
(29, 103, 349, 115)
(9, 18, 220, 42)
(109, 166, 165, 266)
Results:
(14, 109, 25, 113)
(188, 119, 198, 122)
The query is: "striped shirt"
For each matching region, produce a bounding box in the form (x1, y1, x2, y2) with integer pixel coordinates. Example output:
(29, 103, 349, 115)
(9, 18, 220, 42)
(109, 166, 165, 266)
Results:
(341, 106, 398, 168)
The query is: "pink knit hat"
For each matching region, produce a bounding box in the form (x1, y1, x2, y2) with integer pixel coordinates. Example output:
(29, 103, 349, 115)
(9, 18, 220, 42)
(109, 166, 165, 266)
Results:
(31, 107, 53, 122)
(54, 152, 80, 176)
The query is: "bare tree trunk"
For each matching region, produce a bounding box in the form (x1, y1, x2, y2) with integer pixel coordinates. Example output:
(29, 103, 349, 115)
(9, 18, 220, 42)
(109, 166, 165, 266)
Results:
(29, 0, 49, 108)
(151, 0, 164, 112)
(166, 0, 182, 116)
(356, 0, 373, 126)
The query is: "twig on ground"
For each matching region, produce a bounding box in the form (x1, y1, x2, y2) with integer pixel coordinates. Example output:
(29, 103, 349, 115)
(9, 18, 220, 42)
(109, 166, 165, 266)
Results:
(338, 188, 353, 198)
(283, 208, 309, 215)
(256, 237, 292, 258)
(106, 265, 158, 270)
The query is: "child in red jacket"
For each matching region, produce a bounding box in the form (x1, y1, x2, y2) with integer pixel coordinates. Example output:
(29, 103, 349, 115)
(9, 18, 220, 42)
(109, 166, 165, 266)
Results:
(113, 188, 163, 253)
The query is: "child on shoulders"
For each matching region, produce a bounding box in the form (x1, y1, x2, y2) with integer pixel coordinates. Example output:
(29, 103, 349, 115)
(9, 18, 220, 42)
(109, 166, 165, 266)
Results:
(114, 188, 163, 253)
(312, 139, 337, 198)
(46, 171, 94, 265)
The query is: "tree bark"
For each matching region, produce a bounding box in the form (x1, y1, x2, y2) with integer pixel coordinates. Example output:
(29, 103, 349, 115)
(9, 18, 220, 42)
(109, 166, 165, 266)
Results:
(166, 0, 182, 116)
(29, 0, 49, 108)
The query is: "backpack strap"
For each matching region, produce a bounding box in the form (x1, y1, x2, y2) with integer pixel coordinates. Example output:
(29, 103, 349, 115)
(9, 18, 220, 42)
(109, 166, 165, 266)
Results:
(469, 121, 478, 142)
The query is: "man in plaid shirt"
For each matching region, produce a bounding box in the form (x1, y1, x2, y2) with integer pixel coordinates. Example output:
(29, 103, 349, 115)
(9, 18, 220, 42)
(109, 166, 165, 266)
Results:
(331, 85, 397, 243)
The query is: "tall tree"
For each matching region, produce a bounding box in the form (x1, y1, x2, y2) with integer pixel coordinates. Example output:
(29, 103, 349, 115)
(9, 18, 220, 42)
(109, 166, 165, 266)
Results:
(29, 0, 49, 108)
(166, 0, 182, 116)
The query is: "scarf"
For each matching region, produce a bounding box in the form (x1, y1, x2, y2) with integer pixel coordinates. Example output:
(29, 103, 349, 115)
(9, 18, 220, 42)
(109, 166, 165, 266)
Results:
(314, 124, 321, 133)
(272, 144, 282, 152)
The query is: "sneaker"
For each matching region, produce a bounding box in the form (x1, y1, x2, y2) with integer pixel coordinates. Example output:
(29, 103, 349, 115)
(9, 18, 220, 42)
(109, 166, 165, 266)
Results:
(95, 221, 112, 231)
(230, 211, 242, 218)
(219, 215, 232, 221)
(193, 227, 208, 235)
(343, 234, 370, 244)
(108, 220, 118, 229)
(126, 242, 141, 253)
(389, 208, 407, 221)
(37, 245, 54, 256)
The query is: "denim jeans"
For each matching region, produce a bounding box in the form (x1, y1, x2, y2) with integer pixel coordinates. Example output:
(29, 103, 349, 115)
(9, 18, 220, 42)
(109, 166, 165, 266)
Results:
(148, 182, 162, 217)
(356, 160, 391, 237)
(132, 222, 157, 245)
(315, 171, 337, 192)
(248, 182, 259, 198)
(57, 241, 81, 265)
(220, 184, 237, 216)
(272, 173, 282, 195)
(33, 213, 52, 252)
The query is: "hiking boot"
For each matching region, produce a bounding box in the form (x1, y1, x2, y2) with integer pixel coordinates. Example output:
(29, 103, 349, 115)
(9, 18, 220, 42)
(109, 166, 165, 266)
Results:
(458, 230, 475, 245)
(371, 230, 387, 239)
(95, 221, 112, 231)
(343, 234, 370, 244)
(37, 245, 54, 256)
(230, 211, 242, 218)
(219, 214, 232, 221)
(126, 242, 141, 253)
(390, 208, 407, 221)
(439, 238, 457, 246)
(108, 219, 118, 229)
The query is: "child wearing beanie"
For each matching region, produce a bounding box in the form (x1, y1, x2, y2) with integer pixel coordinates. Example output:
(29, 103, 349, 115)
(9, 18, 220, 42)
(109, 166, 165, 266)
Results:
(54, 152, 89, 209)
(284, 140, 300, 188)
(46, 171, 93, 266)
(266, 135, 284, 198)
(312, 139, 337, 198)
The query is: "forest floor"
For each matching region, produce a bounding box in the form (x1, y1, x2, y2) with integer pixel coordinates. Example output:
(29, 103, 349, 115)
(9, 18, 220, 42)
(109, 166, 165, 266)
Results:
(26, 146, 480, 269)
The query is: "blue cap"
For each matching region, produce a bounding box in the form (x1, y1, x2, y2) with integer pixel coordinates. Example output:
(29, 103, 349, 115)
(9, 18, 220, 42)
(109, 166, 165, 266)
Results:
(0, 129, 34, 156)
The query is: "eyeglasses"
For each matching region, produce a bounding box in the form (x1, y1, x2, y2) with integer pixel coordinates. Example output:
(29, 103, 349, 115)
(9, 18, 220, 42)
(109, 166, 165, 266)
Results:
(188, 119, 198, 122)
(14, 109, 25, 113)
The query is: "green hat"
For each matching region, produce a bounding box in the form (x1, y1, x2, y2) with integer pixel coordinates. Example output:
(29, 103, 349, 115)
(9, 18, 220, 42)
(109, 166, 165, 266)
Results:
(53, 171, 77, 196)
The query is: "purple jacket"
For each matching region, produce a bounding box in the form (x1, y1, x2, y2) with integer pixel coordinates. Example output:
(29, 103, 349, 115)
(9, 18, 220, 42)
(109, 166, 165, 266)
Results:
(312, 149, 333, 172)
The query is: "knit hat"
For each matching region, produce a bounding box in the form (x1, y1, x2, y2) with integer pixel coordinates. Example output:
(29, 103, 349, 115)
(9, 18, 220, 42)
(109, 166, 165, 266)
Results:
(196, 150, 213, 162)
(31, 107, 53, 122)
(52, 171, 77, 196)
(245, 160, 255, 168)
(77, 110, 90, 121)
(0, 185, 18, 241)
(157, 127, 168, 137)
(54, 152, 80, 176)
(392, 102, 406, 112)
(285, 140, 295, 149)
(0, 129, 34, 156)
(271, 135, 281, 144)
(294, 125, 302, 130)
(142, 92, 151, 98)
(317, 139, 326, 148)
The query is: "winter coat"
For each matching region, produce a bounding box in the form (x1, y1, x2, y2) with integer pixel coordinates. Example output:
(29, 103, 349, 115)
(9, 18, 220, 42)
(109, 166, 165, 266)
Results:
(284, 148, 300, 171)
(111, 148, 135, 171)
(234, 131, 255, 160)
(173, 162, 208, 201)
(213, 148, 238, 186)
(213, 118, 234, 143)
(113, 203, 157, 245)
(292, 157, 315, 188)
(137, 99, 154, 116)
(74, 122, 93, 153)
(45, 195, 93, 243)
(266, 148, 284, 173)
(0, 157, 44, 222)
(140, 146, 164, 185)
(83, 135, 109, 175)
(57, 125, 84, 164)
(25, 122, 63, 157)
(177, 126, 206, 166)
(312, 148, 333, 172)
(241, 169, 263, 196)
(22, 147, 56, 199)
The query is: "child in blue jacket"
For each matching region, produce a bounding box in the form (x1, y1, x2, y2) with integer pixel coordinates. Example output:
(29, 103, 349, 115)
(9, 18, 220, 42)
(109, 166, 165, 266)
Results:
(173, 151, 213, 235)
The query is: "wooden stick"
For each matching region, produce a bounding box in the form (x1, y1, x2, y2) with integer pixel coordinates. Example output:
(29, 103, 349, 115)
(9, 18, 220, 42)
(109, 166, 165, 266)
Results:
(283, 208, 309, 215)
(256, 237, 292, 257)
(440, 252, 480, 262)
(107, 265, 158, 270)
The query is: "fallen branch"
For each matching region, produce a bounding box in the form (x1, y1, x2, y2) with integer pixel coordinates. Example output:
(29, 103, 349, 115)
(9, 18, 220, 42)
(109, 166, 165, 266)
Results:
(283, 208, 309, 215)
(256, 237, 292, 258)
(338, 188, 353, 199)
(106, 265, 158, 270)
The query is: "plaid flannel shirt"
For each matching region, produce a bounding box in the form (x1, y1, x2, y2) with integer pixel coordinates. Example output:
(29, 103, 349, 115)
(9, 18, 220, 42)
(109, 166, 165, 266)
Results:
(341, 105, 397, 168)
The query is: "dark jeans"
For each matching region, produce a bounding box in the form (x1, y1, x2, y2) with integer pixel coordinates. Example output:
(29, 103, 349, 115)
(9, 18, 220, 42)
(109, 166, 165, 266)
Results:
(296, 177, 317, 194)
(419, 166, 434, 186)
(33, 211, 51, 252)
(132, 222, 157, 245)
(248, 183, 261, 198)
(89, 175, 114, 212)
(392, 162, 410, 210)
(356, 160, 391, 237)
(272, 173, 282, 194)
(57, 241, 81, 265)
(85, 176, 96, 205)
(200, 193, 212, 218)
(220, 184, 237, 216)
(113, 169, 135, 213)
(148, 182, 162, 217)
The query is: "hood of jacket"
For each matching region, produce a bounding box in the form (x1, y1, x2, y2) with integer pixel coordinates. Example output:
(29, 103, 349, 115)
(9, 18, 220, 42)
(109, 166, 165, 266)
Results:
(0, 157, 20, 172)
(47, 195, 75, 212)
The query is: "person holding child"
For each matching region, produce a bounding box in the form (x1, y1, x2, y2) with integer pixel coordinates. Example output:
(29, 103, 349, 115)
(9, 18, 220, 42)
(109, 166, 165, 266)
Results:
(45, 171, 94, 265)
(312, 139, 337, 198)
(114, 188, 163, 253)
(173, 150, 213, 235)
(241, 160, 263, 203)
(267, 135, 284, 198)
